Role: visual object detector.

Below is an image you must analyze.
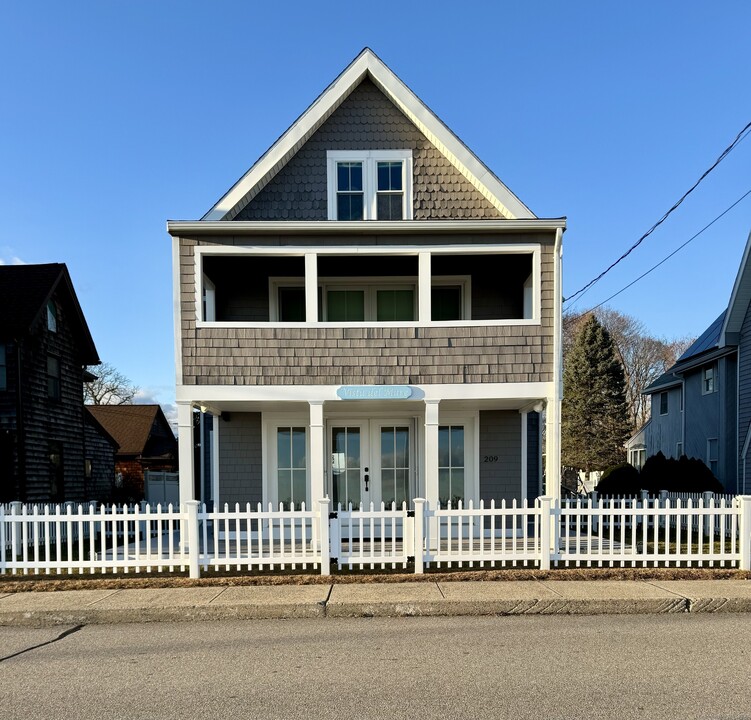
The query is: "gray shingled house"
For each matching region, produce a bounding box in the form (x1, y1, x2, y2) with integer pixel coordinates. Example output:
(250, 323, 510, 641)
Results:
(632, 230, 751, 493)
(168, 49, 565, 512)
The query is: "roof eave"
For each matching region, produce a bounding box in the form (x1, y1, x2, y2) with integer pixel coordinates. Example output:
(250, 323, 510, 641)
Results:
(720, 229, 751, 346)
(168, 218, 566, 237)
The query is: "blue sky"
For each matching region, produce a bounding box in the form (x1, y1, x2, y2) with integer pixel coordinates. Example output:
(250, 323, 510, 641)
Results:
(1, 1, 749, 417)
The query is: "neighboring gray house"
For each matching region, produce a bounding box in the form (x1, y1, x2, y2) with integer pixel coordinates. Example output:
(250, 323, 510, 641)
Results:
(634, 230, 751, 493)
(168, 49, 565, 512)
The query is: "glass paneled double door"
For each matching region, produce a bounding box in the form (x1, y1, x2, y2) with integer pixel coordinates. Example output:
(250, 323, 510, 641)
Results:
(329, 420, 414, 509)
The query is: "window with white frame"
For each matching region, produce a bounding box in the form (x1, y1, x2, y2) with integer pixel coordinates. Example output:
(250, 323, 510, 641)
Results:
(629, 447, 646, 471)
(702, 364, 716, 394)
(327, 150, 413, 220)
(438, 425, 465, 507)
(276, 427, 307, 509)
(659, 391, 668, 415)
(707, 438, 719, 476)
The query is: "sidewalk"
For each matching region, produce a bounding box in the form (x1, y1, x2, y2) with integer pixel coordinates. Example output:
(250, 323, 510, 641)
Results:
(1, 580, 751, 626)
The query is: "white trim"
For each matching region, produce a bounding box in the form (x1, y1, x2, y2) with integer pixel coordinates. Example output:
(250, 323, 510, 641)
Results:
(304, 254, 318, 322)
(418, 252, 431, 322)
(194, 244, 539, 327)
(169, 219, 565, 235)
(201, 49, 534, 222)
(193, 242, 542, 256)
(177, 381, 553, 404)
(327, 150, 413, 221)
(197, 319, 538, 329)
(172, 237, 183, 384)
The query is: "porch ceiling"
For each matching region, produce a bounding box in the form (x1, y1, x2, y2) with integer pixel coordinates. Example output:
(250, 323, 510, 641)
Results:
(196, 397, 542, 415)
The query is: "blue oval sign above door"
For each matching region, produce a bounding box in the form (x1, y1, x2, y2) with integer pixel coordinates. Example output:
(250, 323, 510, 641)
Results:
(336, 386, 413, 400)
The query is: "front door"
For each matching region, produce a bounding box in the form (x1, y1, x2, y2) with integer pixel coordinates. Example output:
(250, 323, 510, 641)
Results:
(329, 420, 413, 509)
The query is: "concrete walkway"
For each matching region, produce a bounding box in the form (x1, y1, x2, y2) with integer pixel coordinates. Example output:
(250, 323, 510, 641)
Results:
(1, 579, 751, 626)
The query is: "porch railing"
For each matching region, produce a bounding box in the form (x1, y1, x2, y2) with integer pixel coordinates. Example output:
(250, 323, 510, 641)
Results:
(1, 495, 750, 577)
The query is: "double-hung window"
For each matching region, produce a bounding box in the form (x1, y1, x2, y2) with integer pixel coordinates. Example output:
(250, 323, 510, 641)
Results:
(327, 150, 412, 220)
(702, 365, 716, 394)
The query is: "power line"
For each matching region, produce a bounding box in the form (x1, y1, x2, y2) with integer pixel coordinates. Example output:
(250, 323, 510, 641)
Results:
(564, 118, 751, 305)
(579, 187, 751, 313)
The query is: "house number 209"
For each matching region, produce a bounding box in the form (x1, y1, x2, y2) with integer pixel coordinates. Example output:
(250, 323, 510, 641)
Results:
(483, 455, 499, 463)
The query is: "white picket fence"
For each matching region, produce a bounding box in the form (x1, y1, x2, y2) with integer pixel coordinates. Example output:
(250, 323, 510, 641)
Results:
(1, 495, 750, 577)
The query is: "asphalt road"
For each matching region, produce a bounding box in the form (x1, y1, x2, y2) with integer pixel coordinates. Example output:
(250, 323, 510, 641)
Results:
(1, 615, 750, 719)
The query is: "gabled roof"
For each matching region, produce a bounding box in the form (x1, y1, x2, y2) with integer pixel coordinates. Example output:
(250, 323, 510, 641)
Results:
(721, 229, 751, 345)
(0, 263, 100, 364)
(84, 407, 120, 450)
(86, 405, 173, 456)
(203, 48, 535, 222)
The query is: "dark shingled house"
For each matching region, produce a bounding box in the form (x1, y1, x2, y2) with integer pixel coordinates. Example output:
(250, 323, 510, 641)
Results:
(0, 263, 116, 502)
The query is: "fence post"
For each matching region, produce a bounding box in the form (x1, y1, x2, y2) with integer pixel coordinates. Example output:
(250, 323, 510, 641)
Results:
(738, 496, 751, 572)
(591, 490, 599, 534)
(318, 498, 331, 576)
(10, 501, 22, 559)
(539, 496, 552, 570)
(413, 498, 426, 574)
(659, 490, 669, 530)
(185, 500, 200, 579)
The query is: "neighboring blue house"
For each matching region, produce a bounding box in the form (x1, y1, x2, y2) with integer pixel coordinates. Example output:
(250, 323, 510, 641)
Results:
(631, 231, 751, 493)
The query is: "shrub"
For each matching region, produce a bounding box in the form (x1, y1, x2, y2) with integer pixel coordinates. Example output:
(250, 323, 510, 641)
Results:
(639, 452, 723, 493)
(594, 463, 641, 495)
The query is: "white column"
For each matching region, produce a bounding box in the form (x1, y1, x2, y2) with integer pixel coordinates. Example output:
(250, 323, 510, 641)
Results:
(212, 413, 220, 508)
(545, 397, 561, 501)
(424, 400, 440, 507)
(418, 252, 431, 322)
(309, 401, 325, 504)
(305, 253, 318, 322)
(520, 411, 528, 502)
(177, 402, 195, 505)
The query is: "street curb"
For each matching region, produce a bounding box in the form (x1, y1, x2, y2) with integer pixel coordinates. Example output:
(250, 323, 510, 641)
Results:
(0, 598, 701, 626)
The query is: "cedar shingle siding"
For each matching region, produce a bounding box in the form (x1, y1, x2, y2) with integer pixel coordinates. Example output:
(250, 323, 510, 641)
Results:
(233, 79, 502, 221)
(178, 238, 555, 386)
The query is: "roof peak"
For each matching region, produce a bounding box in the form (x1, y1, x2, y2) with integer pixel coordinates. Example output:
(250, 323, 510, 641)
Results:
(201, 49, 534, 222)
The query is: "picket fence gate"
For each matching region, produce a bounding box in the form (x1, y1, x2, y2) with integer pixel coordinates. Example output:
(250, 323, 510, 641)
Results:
(2, 495, 750, 577)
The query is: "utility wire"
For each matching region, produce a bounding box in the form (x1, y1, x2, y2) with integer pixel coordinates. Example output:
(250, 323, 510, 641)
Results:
(580, 187, 751, 313)
(564, 118, 751, 305)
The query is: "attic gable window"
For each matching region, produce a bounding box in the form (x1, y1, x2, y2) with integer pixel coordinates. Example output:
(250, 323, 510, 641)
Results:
(327, 150, 412, 220)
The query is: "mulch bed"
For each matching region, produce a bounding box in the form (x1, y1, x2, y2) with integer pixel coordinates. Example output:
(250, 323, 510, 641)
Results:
(1, 567, 749, 593)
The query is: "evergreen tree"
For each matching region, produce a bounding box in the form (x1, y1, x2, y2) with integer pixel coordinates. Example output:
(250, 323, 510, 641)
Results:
(562, 315, 631, 472)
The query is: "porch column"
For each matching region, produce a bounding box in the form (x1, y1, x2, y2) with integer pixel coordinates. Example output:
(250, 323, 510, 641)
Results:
(520, 410, 528, 502)
(305, 253, 318, 322)
(177, 401, 195, 504)
(309, 401, 325, 504)
(545, 396, 561, 501)
(418, 251, 431, 322)
(424, 400, 440, 507)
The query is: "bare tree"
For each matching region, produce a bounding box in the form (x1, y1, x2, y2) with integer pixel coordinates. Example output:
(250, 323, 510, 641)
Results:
(84, 362, 139, 405)
(563, 308, 694, 431)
